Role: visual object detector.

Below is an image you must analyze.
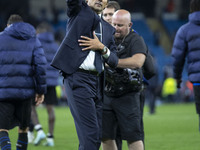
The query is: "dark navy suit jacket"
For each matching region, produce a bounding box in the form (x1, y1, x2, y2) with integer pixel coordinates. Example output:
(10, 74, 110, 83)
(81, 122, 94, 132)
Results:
(51, 0, 118, 74)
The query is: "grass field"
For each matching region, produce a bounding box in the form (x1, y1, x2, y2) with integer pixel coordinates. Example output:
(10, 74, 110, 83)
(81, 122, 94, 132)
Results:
(9, 103, 200, 150)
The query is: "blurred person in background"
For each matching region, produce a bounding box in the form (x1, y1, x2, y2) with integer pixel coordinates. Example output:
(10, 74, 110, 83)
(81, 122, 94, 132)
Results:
(146, 68, 159, 114)
(0, 14, 46, 150)
(28, 22, 59, 147)
(102, 0, 120, 24)
(161, 77, 177, 102)
(171, 0, 200, 131)
(101, 9, 146, 150)
(180, 80, 194, 102)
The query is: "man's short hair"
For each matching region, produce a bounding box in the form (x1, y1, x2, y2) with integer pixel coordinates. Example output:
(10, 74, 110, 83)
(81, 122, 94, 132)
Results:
(190, 0, 200, 13)
(36, 22, 53, 34)
(106, 1, 120, 11)
(7, 14, 23, 25)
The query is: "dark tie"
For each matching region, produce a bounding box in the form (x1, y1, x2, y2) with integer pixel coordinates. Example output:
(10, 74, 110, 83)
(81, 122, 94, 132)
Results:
(94, 22, 102, 73)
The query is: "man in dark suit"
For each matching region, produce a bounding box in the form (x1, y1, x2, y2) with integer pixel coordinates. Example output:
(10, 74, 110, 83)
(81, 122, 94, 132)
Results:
(51, 0, 118, 150)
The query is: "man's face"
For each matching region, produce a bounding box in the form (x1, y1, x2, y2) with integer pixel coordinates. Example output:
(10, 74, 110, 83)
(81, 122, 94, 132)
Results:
(112, 15, 131, 39)
(87, 0, 108, 14)
(102, 7, 115, 24)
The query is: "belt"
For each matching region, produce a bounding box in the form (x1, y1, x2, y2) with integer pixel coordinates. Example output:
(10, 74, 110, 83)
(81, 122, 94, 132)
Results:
(77, 68, 103, 76)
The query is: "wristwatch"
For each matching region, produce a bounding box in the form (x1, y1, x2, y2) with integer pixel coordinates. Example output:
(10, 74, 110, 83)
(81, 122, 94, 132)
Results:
(102, 46, 108, 55)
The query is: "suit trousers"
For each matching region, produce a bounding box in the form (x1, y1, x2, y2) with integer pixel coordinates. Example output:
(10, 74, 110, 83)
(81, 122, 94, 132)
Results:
(64, 71, 103, 150)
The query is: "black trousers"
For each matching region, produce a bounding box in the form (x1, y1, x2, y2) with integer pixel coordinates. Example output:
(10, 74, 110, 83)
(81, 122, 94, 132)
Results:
(64, 71, 103, 150)
(193, 85, 200, 114)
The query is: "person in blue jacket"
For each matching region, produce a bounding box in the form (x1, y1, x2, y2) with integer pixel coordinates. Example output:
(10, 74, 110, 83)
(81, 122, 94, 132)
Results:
(29, 22, 59, 147)
(171, 0, 200, 131)
(0, 14, 47, 150)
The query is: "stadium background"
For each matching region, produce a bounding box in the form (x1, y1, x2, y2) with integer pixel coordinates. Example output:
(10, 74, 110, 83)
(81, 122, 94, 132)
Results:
(1, 0, 199, 149)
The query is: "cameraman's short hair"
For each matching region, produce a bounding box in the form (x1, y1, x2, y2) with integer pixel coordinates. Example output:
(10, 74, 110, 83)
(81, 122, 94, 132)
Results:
(7, 14, 23, 25)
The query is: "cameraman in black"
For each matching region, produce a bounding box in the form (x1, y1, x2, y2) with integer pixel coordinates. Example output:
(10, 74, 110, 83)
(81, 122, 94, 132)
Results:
(101, 9, 147, 150)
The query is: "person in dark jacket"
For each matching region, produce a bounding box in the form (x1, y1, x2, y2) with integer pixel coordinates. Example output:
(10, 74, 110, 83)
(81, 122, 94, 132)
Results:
(171, 0, 200, 131)
(0, 14, 47, 150)
(29, 22, 59, 147)
(51, 0, 118, 149)
(101, 9, 146, 150)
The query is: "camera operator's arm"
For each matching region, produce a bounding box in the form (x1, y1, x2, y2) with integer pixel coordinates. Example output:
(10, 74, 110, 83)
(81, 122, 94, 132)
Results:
(117, 53, 146, 69)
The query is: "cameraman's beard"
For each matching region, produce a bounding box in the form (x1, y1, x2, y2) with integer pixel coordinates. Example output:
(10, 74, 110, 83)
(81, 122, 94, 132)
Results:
(115, 37, 123, 46)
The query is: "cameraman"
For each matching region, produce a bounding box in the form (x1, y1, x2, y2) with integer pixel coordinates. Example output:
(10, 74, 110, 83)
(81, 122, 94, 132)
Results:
(101, 10, 147, 150)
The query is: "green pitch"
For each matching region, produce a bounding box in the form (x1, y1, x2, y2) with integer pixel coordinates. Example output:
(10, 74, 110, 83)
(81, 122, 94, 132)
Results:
(9, 103, 200, 150)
